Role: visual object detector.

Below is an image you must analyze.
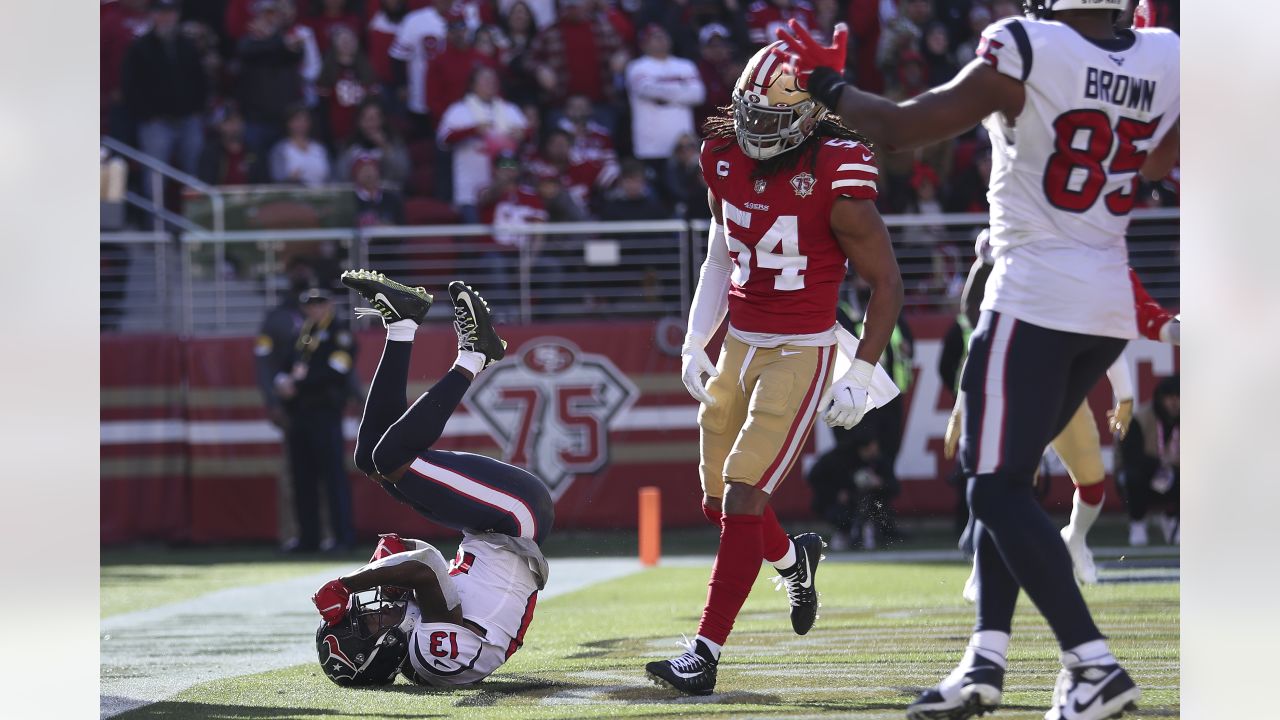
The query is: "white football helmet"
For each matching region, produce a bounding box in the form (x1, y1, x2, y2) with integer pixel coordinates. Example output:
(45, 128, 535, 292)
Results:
(1023, 0, 1127, 18)
(731, 41, 823, 160)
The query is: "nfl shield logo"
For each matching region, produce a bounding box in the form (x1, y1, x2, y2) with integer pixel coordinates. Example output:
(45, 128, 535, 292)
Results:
(790, 172, 816, 198)
(754, 178, 767, 194)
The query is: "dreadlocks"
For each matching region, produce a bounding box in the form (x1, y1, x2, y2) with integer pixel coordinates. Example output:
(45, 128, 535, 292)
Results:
(702, 107, 873, 180)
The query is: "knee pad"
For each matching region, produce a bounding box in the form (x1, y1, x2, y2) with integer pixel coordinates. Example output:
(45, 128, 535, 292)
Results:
(371, 436, 410, 477)
(353, 445, 377, 477)
(966, 473, 1032, 524)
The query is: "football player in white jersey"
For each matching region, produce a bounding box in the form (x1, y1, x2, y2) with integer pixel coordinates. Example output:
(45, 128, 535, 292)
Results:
(310, 271, 552, 688)
(778, 1, 1177, 718)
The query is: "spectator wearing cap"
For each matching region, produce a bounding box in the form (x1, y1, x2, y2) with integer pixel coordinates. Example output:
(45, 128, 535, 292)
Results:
(436, 65, 529, 223)
(122, 0, 209, 177)
(528, 0, 626, 107)
(479, 151, 549, 247)
(316, 25, 378, 145)
(269, 105, 333, 186)
(388, 0, 450, 137)
(335, 99, 410, 188)
(353, 154, 405, 226)
(101, 0, 152, 136)
(693, 23, 734, 132)
(274, 285, 358, 553)
(236, 0, 307, 156)
(426, 18, 490, 121)
(199, 109, 266, 185)
(746, 0, 817, 46)
(625, 25, 704, 168)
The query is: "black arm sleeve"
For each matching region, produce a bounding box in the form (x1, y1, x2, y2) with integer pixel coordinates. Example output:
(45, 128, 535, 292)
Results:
(938, 322, 964, 396)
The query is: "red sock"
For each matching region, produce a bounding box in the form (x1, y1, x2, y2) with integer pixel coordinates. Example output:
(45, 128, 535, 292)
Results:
(1077, 483, 1105, 506)
(702, 502, 722, 526)
(760, 505, 791, 565)
(696, 514, 764, 646)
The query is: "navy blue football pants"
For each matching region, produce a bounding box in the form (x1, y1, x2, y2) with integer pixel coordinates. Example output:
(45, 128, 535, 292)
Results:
(353, 338, 554, 545)
(960, 311, 1126, 650)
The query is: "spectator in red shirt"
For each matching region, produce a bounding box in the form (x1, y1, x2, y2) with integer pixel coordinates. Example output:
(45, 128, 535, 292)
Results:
(528, 0, 626, 106)
(101, 0, 151, 134)
(471, 25, 507, 83)
(365, 0, 408, 88)
(316, 25, 378, 145)
(305, 0, 363, 54)
(426, 18, 489, 120)
(846, 0, 884, 93)
(528, 128, 619, 217)
(479, 151, 549, 243)
(336, 99, 411, 189)
(746, 0, 816, 46)
(199, 109, 265, 185)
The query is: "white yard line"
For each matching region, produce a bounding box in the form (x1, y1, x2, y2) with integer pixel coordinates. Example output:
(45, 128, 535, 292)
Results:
(100, 557, 642, 719)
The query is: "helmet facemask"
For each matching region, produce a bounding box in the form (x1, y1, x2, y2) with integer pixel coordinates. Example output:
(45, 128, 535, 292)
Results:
(316, 588, 414, 687)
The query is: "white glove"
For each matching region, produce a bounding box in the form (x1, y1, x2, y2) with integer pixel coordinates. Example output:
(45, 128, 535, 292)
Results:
(820, 358, 875, 429)
(1160, 315, 1180, 345)
(680, 340, 719, 406)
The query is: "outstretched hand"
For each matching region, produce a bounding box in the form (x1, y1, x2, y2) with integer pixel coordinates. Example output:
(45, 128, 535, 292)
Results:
(774, 19, 849, 91)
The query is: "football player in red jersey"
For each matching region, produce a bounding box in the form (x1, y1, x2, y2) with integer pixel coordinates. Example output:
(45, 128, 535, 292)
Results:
(644, 41, 904, 696)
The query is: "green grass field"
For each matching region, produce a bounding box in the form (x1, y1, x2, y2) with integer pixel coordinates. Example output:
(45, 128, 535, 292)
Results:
(103, 544, 1179, 720)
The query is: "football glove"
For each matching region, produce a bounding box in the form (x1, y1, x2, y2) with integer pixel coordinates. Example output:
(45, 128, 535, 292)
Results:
(943, 401, 963, 460)
(370, 533, 407, 562)
(820, 358, 874, 430)
(1108, 398, 1135, 439)
(312, 578, 352, 625)
(680, 341, 719, 406)
(773, 19, 849, 92)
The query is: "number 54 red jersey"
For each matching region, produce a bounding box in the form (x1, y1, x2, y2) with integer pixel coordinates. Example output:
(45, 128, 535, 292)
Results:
(700, 136, 880, 335)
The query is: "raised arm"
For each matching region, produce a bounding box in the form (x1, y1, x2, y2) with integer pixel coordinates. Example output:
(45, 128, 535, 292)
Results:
(778, 20, 1023, 152)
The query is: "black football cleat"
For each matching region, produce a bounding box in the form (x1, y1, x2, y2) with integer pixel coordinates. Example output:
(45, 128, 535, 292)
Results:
(772, 533, 824, 635)
(448, 281, 506, 368)
(340, 269, 432, 324)
(1045, 661, 1140, 720)
(645, 638, 718, 696)
(906, 656, 1005, 720)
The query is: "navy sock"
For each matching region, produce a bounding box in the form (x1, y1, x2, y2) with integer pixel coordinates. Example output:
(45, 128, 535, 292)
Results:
(371, 370, 471, 475)
(968, 474, 1103, 649)
(354, 339, 412, 474)
(973, 520, 1020, 634)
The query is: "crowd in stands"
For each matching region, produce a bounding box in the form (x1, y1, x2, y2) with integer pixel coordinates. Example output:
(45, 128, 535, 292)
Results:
(102, 0, 1180, 310)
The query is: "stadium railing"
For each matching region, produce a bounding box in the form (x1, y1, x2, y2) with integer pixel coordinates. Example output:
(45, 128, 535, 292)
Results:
(99, 209, 1179, 335)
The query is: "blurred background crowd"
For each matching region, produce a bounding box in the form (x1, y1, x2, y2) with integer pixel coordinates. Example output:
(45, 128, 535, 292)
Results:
(101, 0, 1181, 308)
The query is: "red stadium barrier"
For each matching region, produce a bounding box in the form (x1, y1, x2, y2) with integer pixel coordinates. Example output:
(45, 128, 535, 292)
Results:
(100, 317, 1179, 544)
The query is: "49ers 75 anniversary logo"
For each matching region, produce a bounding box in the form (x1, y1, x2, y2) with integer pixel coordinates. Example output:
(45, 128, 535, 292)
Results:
(465, 338, 640, 498)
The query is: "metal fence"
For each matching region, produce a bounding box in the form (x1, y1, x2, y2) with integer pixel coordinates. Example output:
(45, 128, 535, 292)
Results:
(100, 210, 1180, 335)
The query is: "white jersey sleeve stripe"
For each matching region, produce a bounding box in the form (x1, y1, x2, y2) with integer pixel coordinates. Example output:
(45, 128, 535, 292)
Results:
(836, 163, 879, 175)
(831, 178, 877, 191)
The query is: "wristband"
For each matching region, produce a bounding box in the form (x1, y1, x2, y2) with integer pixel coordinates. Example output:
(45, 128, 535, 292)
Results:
(848, 358, 875, 388)
(808, 65, 847, 110)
